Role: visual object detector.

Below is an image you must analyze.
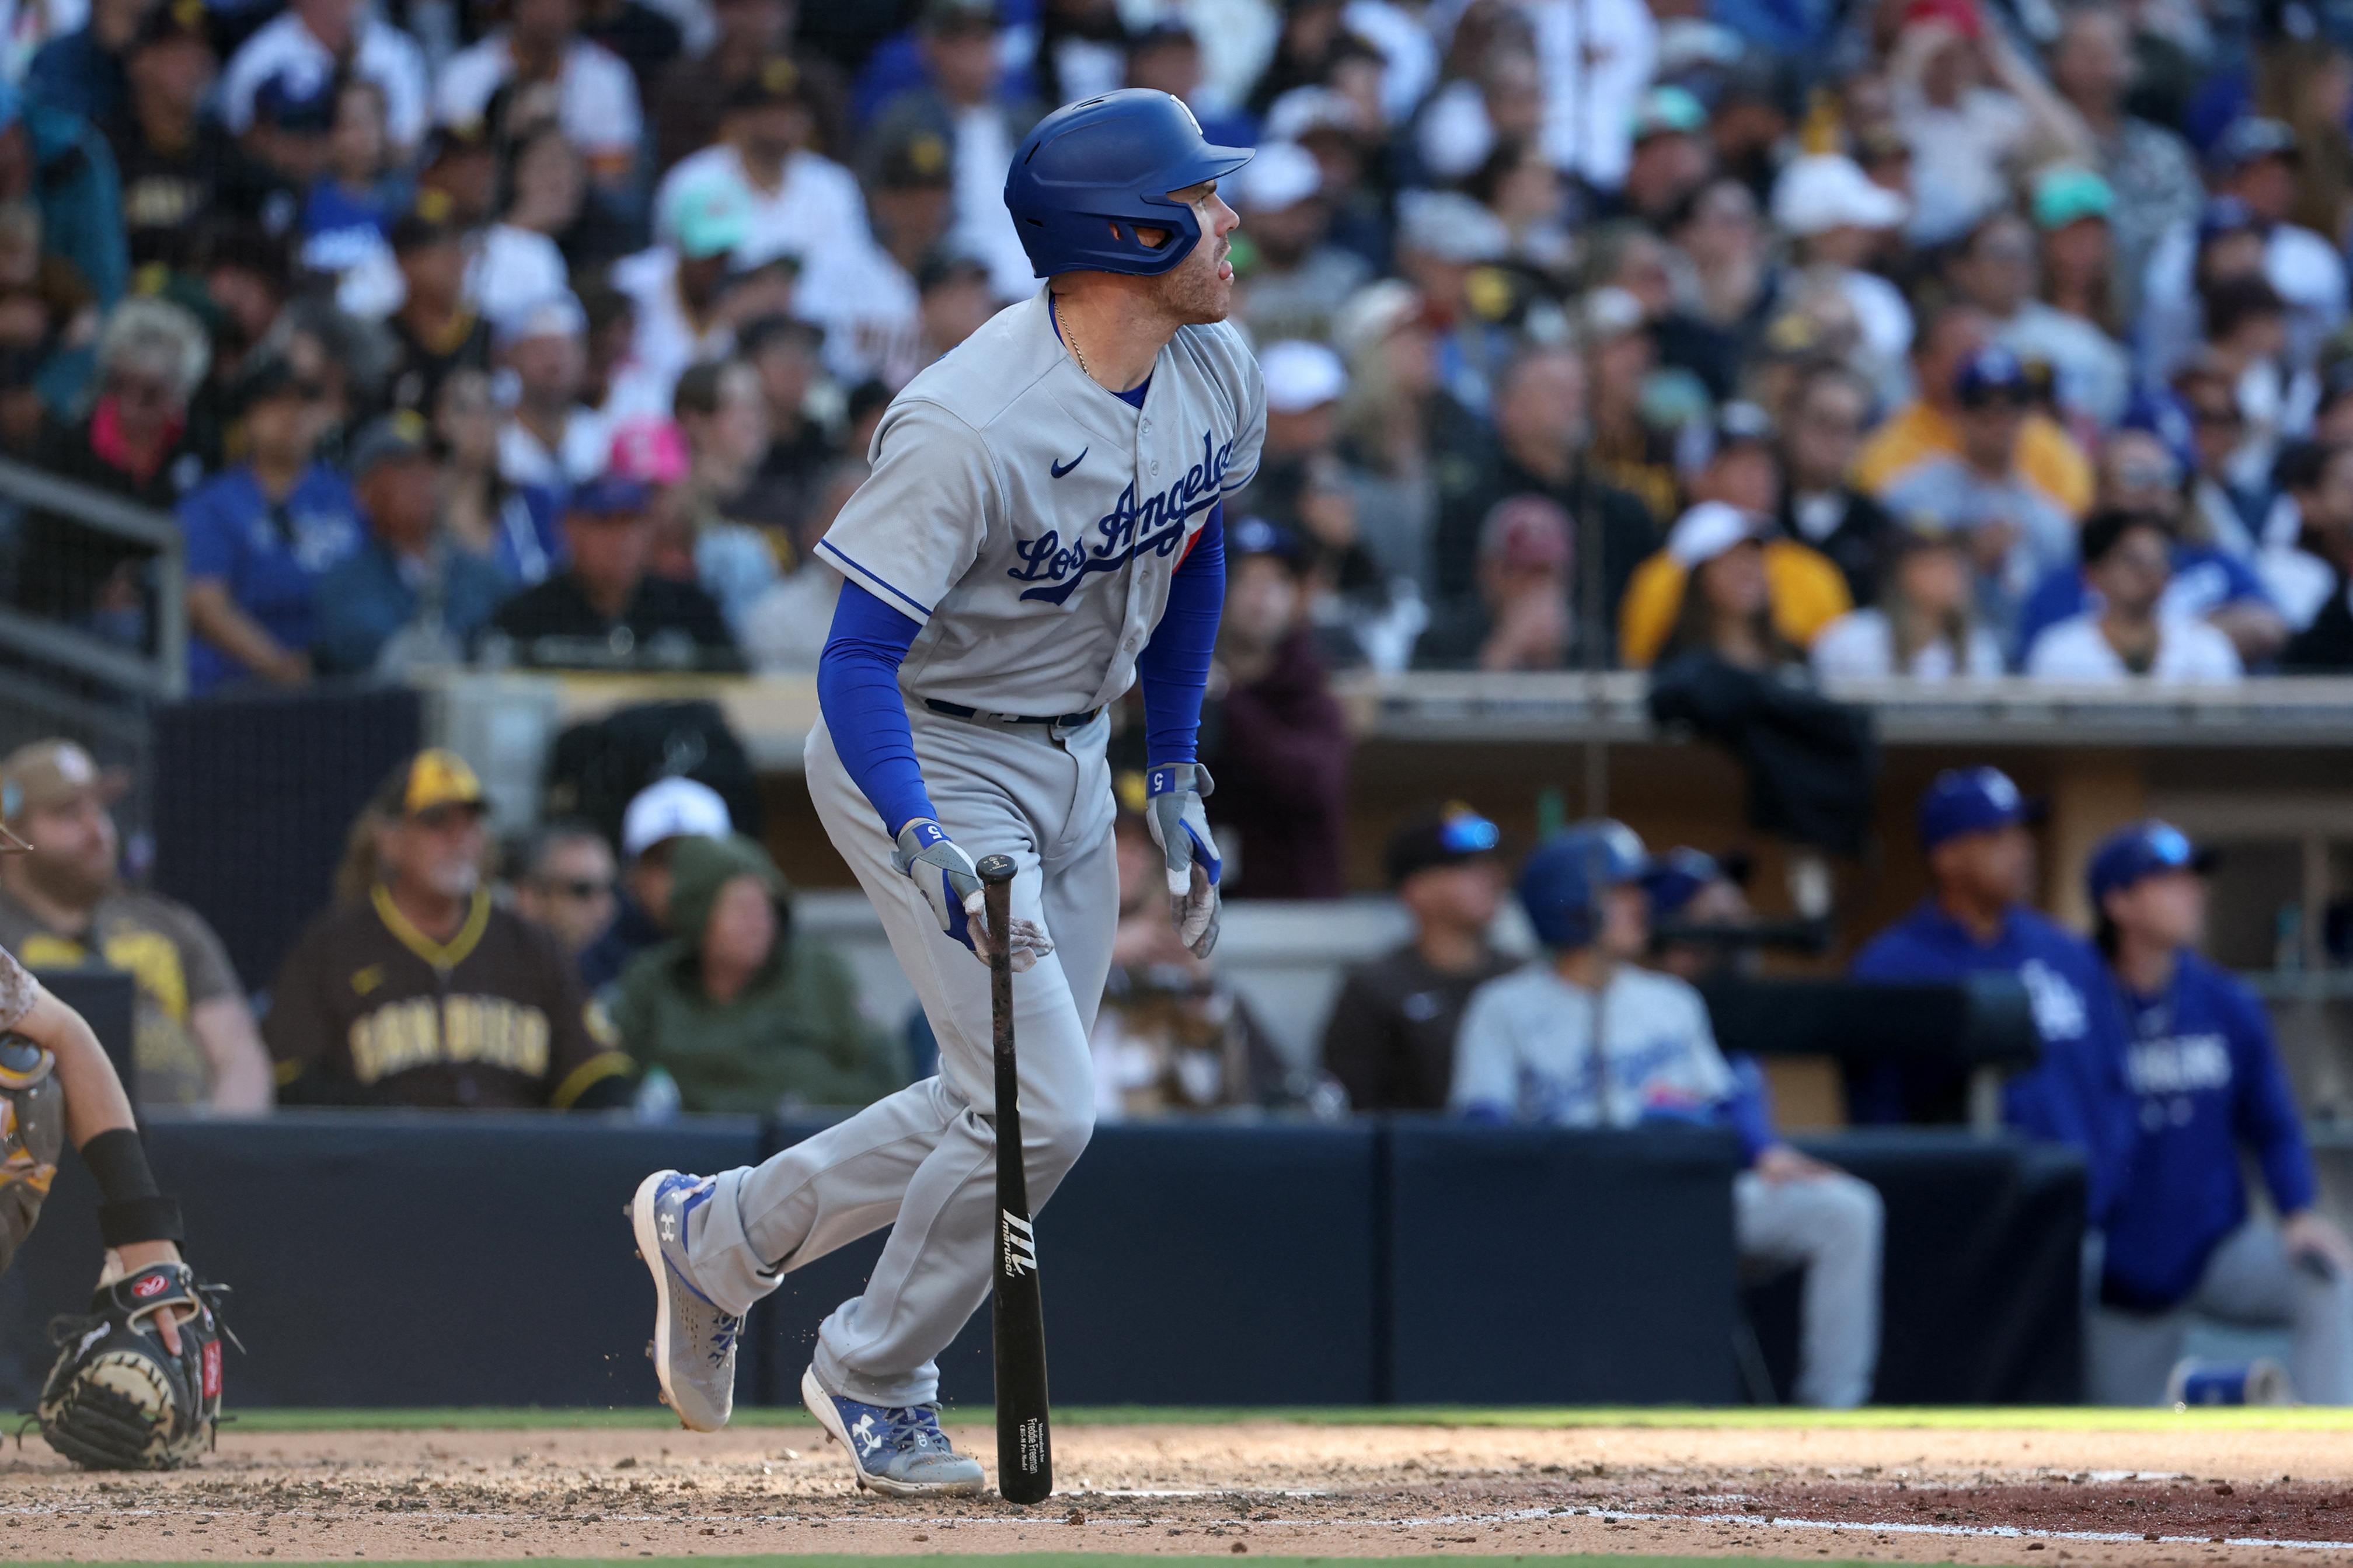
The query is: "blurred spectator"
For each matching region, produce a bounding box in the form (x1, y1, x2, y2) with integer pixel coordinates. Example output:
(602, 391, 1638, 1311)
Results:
(0, 738, 271, 1112)
(382, 205, 491, 415)
(0, 75, 130, 313)
(652, 57, 866, 278)
(1231, 140, 1365, 345)
(2024, 509, 2243, 683)
(267, 748, 636, 1109)
(609, 832, 903, 1113)
(1768, 153, 1913, 390)
(299, 80, 407, 283)
(580, 0, 682, 99)
(435, 0, 643, 187)
(1951, 205, 2128, 435)
(1414, 494, 1573, 669)
(2285, 450, 2353, 671)
(2263, 438, 2351, 635)
(1204, 518, 1349, 900)
(490, 474, 742, 668)
(508, 818, 618, 968)
(1850, 767, 2131, 1193)
(312, 411, 510, 675)
(1581, 282, 1681, 526)
(1093, 805, 1295, 1118)
(727, 312, 833, 537)
(180, 354, 359, 693)
(1641, 845, 1758, 982)
(106, 0, 280, 274)
(1613, 86, 1713, 229)
(1855, 303, 2093, 518)
(1390, 187, 1511, 411)
(219, 0, 429, 165)
(1333, 279, 1473, 592)
(2083, 820, 2353, 1405)
(496, 292, 608, 491)
(19, 295, 208, 634)
(1774, 364, 1896, 606)
(1595, 220, 1739, 408)
(1885, 0, 2087, 248)
(1528, 0, 1657, 193)
(1622, 499, 1845, 670)
(2141, 125, 2348, 379)
(437, 366, 565, 588)
(2174, 354, 2264, 560)
(1320, 804, 1513, 1112)
(1454, 821, 1883, 1409)
(1124, 23, 1253, 149)
(580, 774, 731, 990)
(2023, 167, 2131, 424)
(668, 357, 780, 635)
(2201, 276, 2304, 492)
(26, 0, 151, 128)
(1810, 515, 2004, 680)
(916, 251, 995, 362)
(789, 123, 933, 390)
(614, 169, 752, 404)
(1879, 345, 2080, 648)
(2045, 4, 2200, 315)
(477, 131, 589, 320)
(1668, 176, 1772, 344)
(2016, 430, 2285, 668)
(647, 0, 852, 171)
(867, 0, 1040, 303)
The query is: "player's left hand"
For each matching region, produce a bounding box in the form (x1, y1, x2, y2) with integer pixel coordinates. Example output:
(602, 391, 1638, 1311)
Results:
(1144, 763, 1220, 958)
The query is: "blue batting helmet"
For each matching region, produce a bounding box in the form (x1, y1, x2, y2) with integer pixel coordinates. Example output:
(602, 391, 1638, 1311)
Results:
(1003, 89, 1254, 280)
(1517, 819, 1653, 950)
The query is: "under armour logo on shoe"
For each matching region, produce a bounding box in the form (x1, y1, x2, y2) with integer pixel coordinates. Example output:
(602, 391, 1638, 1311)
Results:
(852, 1413, 880, 1453)
(660, 1213, 678, 1243)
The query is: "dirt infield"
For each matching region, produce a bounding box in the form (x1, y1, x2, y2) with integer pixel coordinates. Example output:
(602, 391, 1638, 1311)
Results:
(8, 1419, 2353, 1564)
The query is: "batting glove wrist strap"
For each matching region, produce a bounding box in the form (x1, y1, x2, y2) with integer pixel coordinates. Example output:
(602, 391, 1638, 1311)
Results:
(1144, 762, 1221, 959)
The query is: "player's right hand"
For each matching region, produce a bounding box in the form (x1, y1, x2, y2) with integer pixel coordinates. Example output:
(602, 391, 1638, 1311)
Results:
(891, 820, 1053, 972)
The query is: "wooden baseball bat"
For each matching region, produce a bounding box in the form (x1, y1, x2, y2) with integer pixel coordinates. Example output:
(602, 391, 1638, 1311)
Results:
(978, 853, 1051, 1504)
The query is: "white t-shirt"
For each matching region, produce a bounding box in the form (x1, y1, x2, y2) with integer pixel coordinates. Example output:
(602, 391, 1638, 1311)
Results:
(654, 144, 870, 270)
(2023, 611, 2244, 683)
(469, 224, 571, 330)
(951, 104, 1034, 302)
(1810, 607, 2007, 680)
(498, 408, 610, 491)
(1529, 0, 1658, 192)
(792, 238, 924, 389)
(435, 33, 643, 158)
(1895, 84, 2030, 246)
(1450, 962, 1733, 1126)
(609, 246, 734, 411)
(221, 12, 430, 148)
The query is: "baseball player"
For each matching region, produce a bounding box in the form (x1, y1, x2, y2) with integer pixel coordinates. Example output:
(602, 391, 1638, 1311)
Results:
(630, 89, 1260, 1492)
(2083, 821, 2353, 1405)
(1451, 821, 1884, 1408)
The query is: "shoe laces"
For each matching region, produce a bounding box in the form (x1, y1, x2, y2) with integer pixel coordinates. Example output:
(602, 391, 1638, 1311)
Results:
(882, 1403, 953, 1455)
(704, 1312, 742, 1368)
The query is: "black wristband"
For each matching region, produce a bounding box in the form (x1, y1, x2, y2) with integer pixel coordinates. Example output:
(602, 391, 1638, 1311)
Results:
(81, 1128, 183, 1246)
(97, 1195, 184, 1248)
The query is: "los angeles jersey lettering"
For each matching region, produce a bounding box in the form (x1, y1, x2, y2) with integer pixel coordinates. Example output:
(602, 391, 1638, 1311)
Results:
(815, 289, 1266, 717)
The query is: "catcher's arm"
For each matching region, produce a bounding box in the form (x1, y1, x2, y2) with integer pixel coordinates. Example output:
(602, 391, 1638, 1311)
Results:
(15, 987, 187, 1351)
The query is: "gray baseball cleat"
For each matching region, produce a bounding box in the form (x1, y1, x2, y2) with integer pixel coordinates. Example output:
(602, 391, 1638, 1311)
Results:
(800, 1363, 985, 1496)
(630, 1169, 741, 1432)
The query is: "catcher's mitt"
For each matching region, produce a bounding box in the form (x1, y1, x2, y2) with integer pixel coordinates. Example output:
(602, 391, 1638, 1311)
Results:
(37, 1262, 234, 1470)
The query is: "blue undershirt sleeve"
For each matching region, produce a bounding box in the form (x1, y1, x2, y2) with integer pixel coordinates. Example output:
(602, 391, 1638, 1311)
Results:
(1136, 501, 1225, 766)
(817, 581, 939, 836)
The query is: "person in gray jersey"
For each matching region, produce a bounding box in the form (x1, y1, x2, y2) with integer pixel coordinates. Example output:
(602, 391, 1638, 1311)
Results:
(628, 89, 1264, 1495)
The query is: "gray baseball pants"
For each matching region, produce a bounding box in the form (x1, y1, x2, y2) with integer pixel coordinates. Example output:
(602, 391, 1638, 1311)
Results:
(684, 706, 1117, 1408)
(2087, 1219, 2353, 1405)
(1737, 1168, 1884, 1409)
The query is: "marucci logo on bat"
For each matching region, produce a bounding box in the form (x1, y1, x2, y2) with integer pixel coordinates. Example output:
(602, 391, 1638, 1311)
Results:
(1001, 1211, 1038, 1276)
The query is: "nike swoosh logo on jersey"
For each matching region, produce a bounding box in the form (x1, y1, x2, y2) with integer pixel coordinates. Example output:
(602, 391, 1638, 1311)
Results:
(1050, 448, 1087, 479)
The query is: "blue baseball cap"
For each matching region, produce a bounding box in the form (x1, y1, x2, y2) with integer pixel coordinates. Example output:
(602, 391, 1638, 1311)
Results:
(1954, 345, 2031, 406)
(1642, 847, 1719, 922)
(566, 474, 653, 518)
(2086, 820, 2216, 907)
(1918, 766, 2030, 852)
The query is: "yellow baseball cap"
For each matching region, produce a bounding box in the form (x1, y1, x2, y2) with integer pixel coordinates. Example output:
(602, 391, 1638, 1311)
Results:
(379, 749, 486, 819)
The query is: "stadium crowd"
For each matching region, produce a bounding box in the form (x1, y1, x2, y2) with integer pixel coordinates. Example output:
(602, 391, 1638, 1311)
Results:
(1, 0, 2352, 1409)
(1, 0, 2352, 687)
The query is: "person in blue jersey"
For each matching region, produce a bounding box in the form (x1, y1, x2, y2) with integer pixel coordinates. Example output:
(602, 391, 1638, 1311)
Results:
(1453, 821, 1884, 1409)
(1848, 767, 2135, 1223)
(2083, 820, 2353, 1405)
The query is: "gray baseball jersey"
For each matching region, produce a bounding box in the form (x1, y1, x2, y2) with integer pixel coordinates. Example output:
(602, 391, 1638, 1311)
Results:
(814, 287, 1266, 714)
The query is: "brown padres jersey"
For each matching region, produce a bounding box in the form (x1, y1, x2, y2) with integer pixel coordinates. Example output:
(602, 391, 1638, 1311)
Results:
(265, 887, 633, 1109)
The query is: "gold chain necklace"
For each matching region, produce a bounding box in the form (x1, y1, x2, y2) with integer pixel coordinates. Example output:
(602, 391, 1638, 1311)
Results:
(1055, 296, 1094, 382)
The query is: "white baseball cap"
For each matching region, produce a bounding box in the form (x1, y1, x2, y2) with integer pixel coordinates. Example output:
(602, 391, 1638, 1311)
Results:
(1770, 153, 1908, 238)
(1259, 339, 1348, 414)
(621, 776, 732, 858)
(1665, 501, 1769, 568)
(1235, 140, 1322, 214)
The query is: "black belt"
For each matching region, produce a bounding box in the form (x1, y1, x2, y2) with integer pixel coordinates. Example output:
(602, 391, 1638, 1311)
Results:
(924, 699, 1103, 727)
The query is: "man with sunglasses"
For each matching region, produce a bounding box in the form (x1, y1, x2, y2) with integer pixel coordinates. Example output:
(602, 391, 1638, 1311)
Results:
(510, 819, 619, 972)
(266, 750, 636, 1110)
(1320, 805, 1516, 1112)
(179, 354, 358, 694)
(2024, 509, 2242, 682)
(2083, 821, 2353, 1404)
